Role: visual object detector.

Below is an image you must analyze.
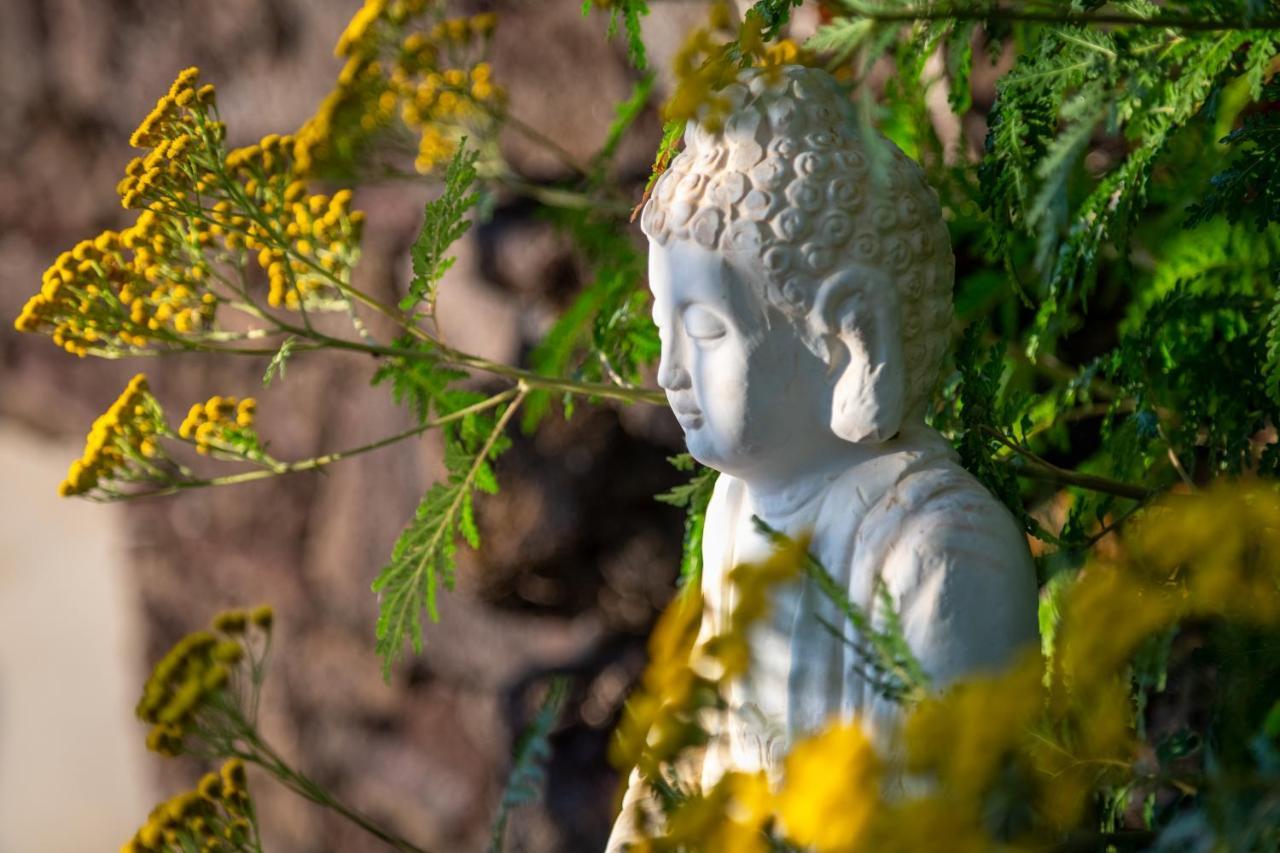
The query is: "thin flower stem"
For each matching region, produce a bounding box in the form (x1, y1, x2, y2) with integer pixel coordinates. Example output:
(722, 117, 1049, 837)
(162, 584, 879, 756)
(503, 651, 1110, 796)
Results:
(259, 323, 665, 405)
(241, 730, 431, 853)
(119, 389, 518, 498)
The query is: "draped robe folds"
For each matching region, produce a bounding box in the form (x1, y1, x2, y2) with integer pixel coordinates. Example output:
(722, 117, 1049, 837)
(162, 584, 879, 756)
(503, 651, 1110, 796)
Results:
(605, 425, 1039, 850)
(699, 424, 1040, 783)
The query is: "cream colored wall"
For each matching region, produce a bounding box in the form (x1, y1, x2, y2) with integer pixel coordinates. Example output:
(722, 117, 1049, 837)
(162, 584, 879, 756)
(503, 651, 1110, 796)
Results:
(0, 421, 152, 853)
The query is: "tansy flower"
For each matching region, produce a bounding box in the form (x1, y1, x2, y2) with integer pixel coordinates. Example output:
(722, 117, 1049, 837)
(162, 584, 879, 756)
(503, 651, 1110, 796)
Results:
(135, 606, 273, 760)
(121, 758, 257, 853)
(295, 6, 503, 176)
(178, 395, 262, 456)
(58, 374, 168, 497)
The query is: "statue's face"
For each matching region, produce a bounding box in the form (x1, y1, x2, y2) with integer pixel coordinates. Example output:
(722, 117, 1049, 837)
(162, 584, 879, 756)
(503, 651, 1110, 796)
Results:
(649, 238, 836, 479)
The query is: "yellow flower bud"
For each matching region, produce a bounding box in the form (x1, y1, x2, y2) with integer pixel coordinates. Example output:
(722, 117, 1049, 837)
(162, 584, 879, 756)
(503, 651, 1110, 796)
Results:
(212, 610, 248, 634)
(197, 772, 223, 801)
(221, 758, 247, 791)
(202, 664, 230, 692)
(212, 640, 243, 664)
(249, 604, 274, 630)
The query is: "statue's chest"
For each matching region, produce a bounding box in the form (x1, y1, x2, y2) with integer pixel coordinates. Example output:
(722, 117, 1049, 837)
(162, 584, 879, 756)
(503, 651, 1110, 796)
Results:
(718, 506, 875, 762)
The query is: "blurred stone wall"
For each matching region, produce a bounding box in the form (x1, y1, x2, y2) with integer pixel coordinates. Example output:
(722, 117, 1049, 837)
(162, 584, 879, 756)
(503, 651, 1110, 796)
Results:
(0, 1, 708, 850)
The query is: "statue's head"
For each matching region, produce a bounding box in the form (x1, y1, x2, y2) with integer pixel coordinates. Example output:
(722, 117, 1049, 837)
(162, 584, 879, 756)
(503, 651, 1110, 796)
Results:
(641, 65, 953, 478)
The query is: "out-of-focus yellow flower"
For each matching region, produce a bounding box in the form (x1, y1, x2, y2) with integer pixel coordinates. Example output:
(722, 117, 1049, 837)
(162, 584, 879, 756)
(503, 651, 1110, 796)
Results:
(664, 3, 815, 131)
(1055, 563, 1179, 693)
(904, 652, 1044, 802)
(335, 0, 387, 58)
(609, 586, 705, 778)
(868, 797, 989, 853)
(776, 722, 880, 853)
(135, 606, 273, 760)
(1129, 484, 1280, 624)
(696, 531, 807, 682)
(656, 769, 773, 853)
(617, 531, 808, 844)
(295, 5, 503, 176)
(120, 757, 256, 853)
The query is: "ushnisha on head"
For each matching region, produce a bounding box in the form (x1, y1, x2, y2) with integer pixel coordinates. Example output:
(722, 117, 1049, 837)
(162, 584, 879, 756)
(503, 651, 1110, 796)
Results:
(642, 65, 954, 466)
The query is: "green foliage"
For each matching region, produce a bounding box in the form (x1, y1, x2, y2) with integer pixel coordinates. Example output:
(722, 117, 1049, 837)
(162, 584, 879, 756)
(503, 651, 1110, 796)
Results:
(642, 119, 686, 202)
(262, 335, 298, 387)
(1106, 286, 1280, 477)
(402, 144, 480, 317)
(523, 205, 658, 429)
(583, 0, 650, 70)
(371, 370, 512, 677)
(490, 678, 569, 853)
(1188, 75, 1280, 230)
(947, 324, 1040, 536)
(655, 454, 717, 589)
(750, 0, 805, 38)
(593, 75, 656, 179)
(370, 339, 513, 677)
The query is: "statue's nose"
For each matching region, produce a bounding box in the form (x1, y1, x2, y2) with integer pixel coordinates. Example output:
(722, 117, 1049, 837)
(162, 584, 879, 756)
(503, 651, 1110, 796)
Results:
(656, 335, 692, 392)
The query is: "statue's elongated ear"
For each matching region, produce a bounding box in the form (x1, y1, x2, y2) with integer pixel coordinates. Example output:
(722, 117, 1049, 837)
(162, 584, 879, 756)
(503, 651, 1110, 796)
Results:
(808, 266, 905, 444)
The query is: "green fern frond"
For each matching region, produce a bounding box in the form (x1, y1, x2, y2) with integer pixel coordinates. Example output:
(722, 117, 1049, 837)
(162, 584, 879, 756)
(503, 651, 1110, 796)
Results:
(402, 143, 480, 316)
(372, 392, 519, 679)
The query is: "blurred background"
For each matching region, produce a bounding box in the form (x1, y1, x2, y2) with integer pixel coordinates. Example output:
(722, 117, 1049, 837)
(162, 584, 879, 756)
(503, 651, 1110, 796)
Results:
(0, 1, 730, 850)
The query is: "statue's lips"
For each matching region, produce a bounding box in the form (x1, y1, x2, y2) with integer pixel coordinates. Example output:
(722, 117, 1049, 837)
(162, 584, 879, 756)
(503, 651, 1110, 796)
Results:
(672, 404, 703, 429)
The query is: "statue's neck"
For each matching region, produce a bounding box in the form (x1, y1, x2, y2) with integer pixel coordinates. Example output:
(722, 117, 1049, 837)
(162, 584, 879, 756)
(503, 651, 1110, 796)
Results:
(740, 442, 878, 522)
(737, 421, 939, 523)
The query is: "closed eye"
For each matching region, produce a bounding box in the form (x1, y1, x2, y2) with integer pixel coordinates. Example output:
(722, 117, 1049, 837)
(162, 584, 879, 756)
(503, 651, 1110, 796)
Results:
(681, 304, 726, 341)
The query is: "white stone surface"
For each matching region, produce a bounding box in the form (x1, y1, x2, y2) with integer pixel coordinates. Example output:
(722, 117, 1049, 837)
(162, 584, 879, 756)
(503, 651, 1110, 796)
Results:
(0, 420, 152, 853)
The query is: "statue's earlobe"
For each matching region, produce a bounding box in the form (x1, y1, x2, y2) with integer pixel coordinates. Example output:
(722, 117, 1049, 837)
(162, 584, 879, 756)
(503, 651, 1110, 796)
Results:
(809, 268, 905, 444)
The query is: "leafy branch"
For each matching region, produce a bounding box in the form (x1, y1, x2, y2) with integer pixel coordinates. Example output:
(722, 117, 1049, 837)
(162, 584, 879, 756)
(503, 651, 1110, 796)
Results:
(834, 0, 1280, 31)
(403, 144, 480, 317)
(372, 384, 529, 678)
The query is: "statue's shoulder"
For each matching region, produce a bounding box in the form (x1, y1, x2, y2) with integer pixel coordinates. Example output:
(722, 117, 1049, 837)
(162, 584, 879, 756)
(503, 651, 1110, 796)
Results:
(834, 437, 1030, 571)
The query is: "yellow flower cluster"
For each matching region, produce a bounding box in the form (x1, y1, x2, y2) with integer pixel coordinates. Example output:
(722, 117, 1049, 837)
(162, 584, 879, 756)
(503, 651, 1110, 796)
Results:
(1127, 484, 1280, 625)
(216, 139, 365, 310)
(179, 395, 257, 454)
(698, 533, 809, 681)
(890, 653, 1106, 844)
(610, 586, 706, 781)
(665, 2, 810, 131)
(120, 68, 220, 209)
(137, 607, 272, 757)
(637, 768, 773, 853)
(295, 0, 502, 175)
(775, 723, 881, 852)
(58, 374, 166, 497)
(641, 721, 880, 853)
(14, 66, 368, 357)
(120, 758, 256, 853)
(14, 209, 218, 355)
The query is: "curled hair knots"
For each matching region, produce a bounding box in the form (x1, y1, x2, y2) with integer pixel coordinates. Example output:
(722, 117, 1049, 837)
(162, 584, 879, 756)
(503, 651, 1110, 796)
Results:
(639, 65, 955, 415)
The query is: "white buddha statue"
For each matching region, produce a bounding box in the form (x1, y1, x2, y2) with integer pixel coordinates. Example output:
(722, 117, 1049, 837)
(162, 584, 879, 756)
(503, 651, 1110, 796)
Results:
(607, 65, 1038, 847)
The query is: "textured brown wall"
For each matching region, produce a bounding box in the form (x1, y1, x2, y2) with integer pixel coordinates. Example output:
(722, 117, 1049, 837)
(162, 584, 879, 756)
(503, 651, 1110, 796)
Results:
(0, 1, 706, 850)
